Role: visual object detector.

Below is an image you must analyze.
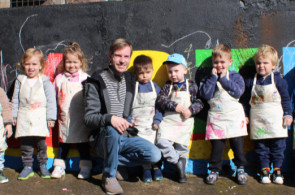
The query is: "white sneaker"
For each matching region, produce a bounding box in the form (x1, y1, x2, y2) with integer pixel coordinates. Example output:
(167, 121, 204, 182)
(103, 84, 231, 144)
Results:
(260, 169, 271, 184)
(51, 166, 65, 179)
(78, 167, 91, 179)
(273, 169, 284, 184)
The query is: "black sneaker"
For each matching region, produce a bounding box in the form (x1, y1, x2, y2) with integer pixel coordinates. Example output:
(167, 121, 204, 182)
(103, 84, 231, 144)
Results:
(236, 168, 247, 185)
(205, 171, 219, 185)
(176, 158, 187, 183)
(260, 168, 271, 184)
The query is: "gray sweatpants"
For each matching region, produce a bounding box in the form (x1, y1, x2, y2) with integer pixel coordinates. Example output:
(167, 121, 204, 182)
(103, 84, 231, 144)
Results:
(156, 138, 189, 164)
(20, 136, 48, 167)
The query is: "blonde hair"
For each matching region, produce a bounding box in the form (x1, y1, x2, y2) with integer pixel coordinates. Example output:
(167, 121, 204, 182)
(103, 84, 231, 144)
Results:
(212, 44, 232, 60)
(63, 42, 88, 71)
(133, 55, 153, 73)
(18, 48, 45, 73)
(254, 44, 278, 66)
(109, 38, 132, 56)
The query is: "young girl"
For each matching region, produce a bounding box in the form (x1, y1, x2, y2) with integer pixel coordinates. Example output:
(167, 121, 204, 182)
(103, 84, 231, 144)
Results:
(12, 48, 57, 180)
(51, 42, 92, 179)
(129, 55, 163, 183)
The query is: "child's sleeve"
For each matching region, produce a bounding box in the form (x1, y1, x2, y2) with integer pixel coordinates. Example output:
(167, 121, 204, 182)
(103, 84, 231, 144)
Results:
(43, 76, 57, 121)
(153, 82, 163, 125)
(0, 88, 13, 124)
(189, 81, 204, 116)
(219, 71, 245, 99)
(156, 82, 178, 112)
(11, 78, 21, 119)
(198, 73, 218, 100)
(275, 74, 292, 117)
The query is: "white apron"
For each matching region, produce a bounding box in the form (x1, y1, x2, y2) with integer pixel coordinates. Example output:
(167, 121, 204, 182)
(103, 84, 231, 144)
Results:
(157, 80, 194, 146)
(206, 72, 247, 140)
(132, 81, 157, 144)
(57, 72, 91, 143)
(16, 76, 48, 138)
(250, 72, 287, 139)
(0, 103, 7, 151)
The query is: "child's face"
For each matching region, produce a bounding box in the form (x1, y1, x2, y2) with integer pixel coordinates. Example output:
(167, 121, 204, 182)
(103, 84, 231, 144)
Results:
(255, 57, 275, 77)
(212, 54, 232, 74)
(65, 53, 82, 74)
(24, 55, 42, 79)
(136, 66, 153, 84)
(166, 63, 187, 83)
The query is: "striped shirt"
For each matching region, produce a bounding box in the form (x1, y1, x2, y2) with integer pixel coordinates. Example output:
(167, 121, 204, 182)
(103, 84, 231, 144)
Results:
(100, 69, 126, 117)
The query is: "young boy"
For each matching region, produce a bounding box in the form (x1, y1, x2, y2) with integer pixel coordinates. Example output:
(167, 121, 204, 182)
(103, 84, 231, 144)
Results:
(156, 53, 204, 183)
(130, 55, 163, 183)
(0, 88, 13, 183)
(199, 44, 248, 185)
(241, 44, 292, 184)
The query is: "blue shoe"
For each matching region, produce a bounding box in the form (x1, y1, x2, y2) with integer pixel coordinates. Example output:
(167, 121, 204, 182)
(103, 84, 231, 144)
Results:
(39, 164, 50, 179)
(153, 168, 163, 181)
(143, 169, 152, 183)
(18, 166, 34, 180)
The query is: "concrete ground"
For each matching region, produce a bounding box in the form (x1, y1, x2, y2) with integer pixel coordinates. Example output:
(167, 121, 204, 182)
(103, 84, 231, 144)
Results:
(2, 168, 295, 194)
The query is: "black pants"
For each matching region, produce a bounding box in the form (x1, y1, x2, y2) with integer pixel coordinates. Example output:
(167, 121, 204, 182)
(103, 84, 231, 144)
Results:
(20, 136, 47, 167)
(58, 142, 90, 160)
(208, 136, 247, 172)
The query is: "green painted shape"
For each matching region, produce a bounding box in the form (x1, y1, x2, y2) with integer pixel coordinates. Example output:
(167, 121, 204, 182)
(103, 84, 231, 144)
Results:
(193, 117, 206, 134)
(195, 48, 258, 71)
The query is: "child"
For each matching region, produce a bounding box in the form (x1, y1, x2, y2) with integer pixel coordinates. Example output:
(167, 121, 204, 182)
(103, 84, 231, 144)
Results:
(51, 42, 92, 179)
(240, 44, 292, 184)
(11, 48, 57, 180)
(0, 88, 13, 183)
(130, 55, 163, 183)
(199, 44, 248, 185)
(156, 53, 204, 183)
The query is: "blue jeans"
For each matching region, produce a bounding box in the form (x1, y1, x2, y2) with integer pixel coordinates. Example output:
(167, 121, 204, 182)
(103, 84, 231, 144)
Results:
(95, 125, 161, 178)
(0, 151, 4, 171)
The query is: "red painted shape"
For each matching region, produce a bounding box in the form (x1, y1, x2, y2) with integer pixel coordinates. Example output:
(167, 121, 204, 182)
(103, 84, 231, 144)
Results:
(191, 133, 206, 140)
(44, 53, 63, 82)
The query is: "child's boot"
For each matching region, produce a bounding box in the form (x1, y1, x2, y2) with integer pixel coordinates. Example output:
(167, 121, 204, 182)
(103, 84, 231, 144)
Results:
(0, 171, 9, 183)
(205, 171, 219, 185)
(260, 168, 271, 184)
(176, 158, 187, 183)
(78, 160, 92, 179)
(18, 166, 34, 180)
(39, 164, 51, 179)
(51, 159, 66, 179)
(236, 167, 247, 185)
(272, 168, 284, 184)
(142, 168, 152, 183)
(153, 167, 163, 181)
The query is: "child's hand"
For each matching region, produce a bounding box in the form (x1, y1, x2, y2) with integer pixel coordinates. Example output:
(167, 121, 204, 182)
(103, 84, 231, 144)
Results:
(283, 116, 292, 127)
(176, 104, 185, 113)
(13, 120, 17, 126)
(181, 108, 192, 119)
(4, 124, 12, 138)
(212, 68, 217, 75)
(8, 102, 12, 109)
(47, 121, 55, 128)
(245, 117, 249, 124)
(152, 124, 159, 130)
(220, 69, 227, 78)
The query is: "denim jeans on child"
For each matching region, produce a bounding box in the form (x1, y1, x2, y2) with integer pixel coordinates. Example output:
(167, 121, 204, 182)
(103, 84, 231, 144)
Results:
(94, 125, 161, 178)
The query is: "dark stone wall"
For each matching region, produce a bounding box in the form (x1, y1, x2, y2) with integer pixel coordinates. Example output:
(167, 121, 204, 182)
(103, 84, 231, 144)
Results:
(1, 0, 295, 90)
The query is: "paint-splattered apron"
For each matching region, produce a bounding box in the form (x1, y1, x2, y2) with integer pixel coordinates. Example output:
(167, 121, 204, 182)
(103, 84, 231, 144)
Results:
(132, 81, 157, 143)
(15, 76, 48, 138)
(206, 72, 247, 140)
(0, 103, 7, 151)
(250, 73, 287, 139)
(157, 80, 194, 146)
(58, 74, 91, 143)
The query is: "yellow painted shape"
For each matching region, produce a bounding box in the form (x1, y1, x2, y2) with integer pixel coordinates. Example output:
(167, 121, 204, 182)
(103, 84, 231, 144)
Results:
(127, 50, 170, 87)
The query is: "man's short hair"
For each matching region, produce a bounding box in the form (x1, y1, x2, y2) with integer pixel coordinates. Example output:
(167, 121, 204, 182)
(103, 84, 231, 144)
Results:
(109, 38, 133, 55)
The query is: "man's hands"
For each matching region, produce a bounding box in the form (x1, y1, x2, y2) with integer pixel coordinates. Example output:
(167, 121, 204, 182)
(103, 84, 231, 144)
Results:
(111, 115, 133, 134)
(4, 124, 12, 138)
